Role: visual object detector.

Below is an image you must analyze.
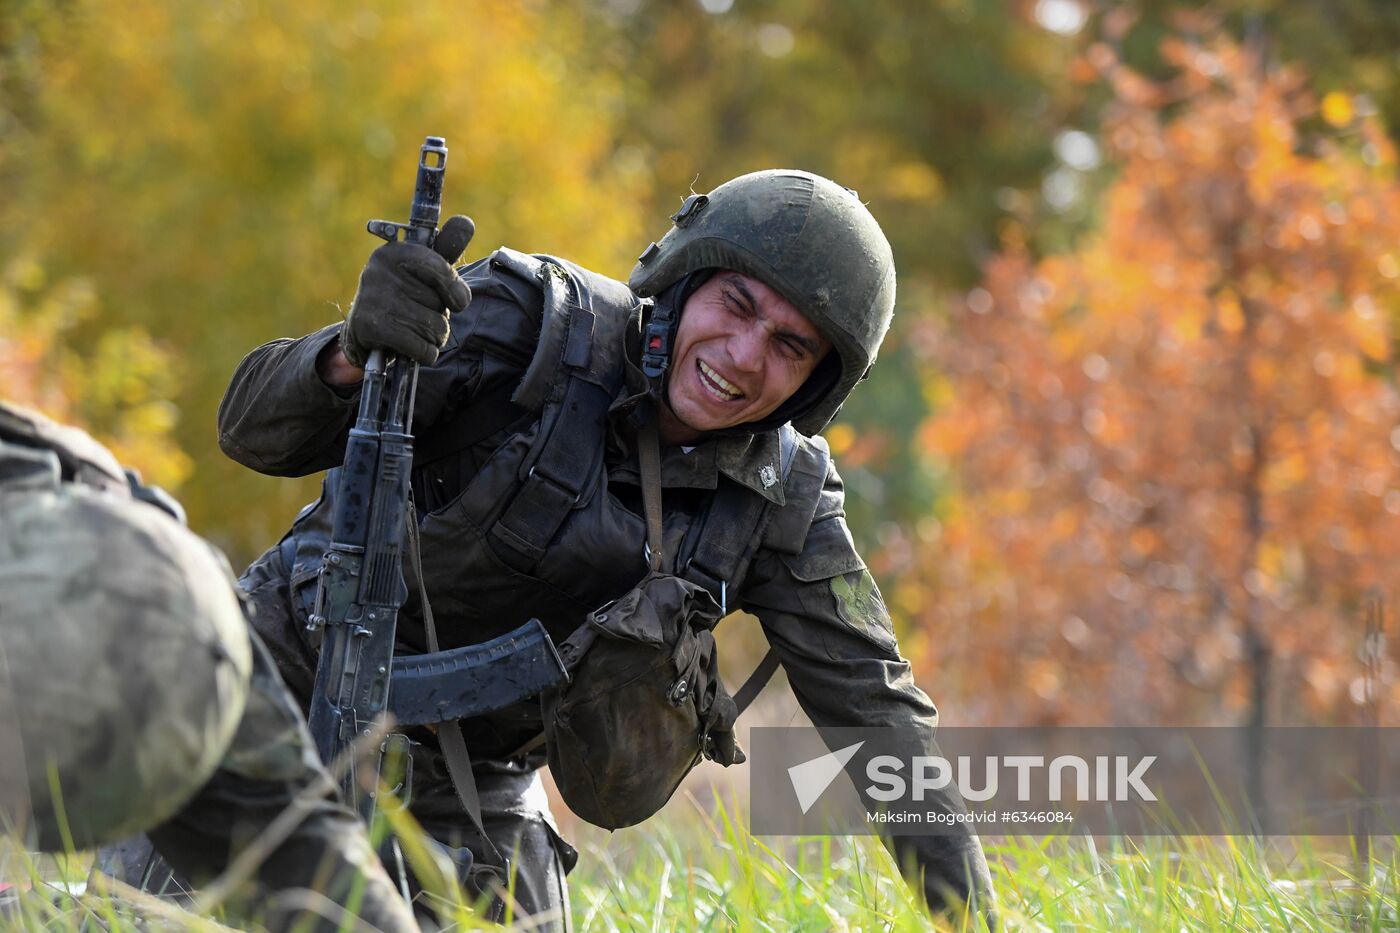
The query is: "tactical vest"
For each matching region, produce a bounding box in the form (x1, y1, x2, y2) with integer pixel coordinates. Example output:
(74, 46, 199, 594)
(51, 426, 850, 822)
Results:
(280, 249, 832, 751)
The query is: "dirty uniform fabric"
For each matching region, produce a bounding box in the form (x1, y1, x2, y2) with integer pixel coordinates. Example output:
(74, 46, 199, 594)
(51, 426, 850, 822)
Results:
(0, 402, 417, 933)
(219, 249, 993, 918)
(0, 430, 249, 851)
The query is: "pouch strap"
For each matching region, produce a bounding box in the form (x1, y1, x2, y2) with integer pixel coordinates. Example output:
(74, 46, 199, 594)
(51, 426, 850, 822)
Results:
(638, 411, 667, 574)
(682, 424, 799, 607)
(732, 649, 779, 714)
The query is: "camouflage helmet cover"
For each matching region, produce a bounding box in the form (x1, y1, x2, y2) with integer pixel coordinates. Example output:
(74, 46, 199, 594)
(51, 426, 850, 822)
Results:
(0, 471, 252, 850)
(628, 169, 896, 435)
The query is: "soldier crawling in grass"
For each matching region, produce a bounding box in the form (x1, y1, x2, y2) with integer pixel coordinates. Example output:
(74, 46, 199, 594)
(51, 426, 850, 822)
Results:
(0, 402, 418, 933)
(216, 169, 996, 928)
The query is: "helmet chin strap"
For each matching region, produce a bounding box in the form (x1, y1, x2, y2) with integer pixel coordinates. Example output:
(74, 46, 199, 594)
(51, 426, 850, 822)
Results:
(644, 268, 714, 405)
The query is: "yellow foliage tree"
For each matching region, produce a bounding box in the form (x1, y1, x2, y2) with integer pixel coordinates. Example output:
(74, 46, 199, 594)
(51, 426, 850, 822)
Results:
(1, 0, 649, 558)
(0, 255, 190, 487)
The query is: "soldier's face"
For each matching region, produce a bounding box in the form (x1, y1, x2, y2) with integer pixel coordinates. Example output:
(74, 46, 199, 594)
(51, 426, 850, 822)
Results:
(663, 271, 830, 440)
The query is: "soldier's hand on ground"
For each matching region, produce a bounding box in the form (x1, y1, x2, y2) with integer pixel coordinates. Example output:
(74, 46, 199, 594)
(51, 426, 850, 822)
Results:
(341, 214, 476, 367)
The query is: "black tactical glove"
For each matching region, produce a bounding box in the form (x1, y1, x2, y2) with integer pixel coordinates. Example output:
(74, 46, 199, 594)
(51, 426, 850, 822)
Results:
(341, 214, 476, 367)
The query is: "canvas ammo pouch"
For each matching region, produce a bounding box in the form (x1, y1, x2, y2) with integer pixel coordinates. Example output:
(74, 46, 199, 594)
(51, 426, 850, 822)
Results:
(540, 416, 754, 829)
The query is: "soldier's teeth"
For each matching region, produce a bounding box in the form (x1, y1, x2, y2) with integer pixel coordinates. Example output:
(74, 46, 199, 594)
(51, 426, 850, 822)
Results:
(699, 360, 742, 399)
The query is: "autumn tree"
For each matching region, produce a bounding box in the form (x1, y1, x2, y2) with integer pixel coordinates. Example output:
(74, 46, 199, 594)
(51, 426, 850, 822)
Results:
(917, 34, 1400, 753)
(1118, 2, 1400, 146)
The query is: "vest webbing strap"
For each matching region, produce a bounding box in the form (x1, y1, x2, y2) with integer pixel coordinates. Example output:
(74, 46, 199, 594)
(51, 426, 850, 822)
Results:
(486, 264, 616, 574)
(681, 486, 767, 712)
(638, 412, 667, 574)
(486, 374, 612, 572)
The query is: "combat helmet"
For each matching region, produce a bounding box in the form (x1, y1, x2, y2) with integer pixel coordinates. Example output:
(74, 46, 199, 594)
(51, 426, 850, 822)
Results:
(629, 169, 896, 436)
(0, 431, 252, 850)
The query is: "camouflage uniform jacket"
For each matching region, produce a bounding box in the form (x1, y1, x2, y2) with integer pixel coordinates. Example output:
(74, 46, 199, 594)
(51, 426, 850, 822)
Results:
(218, 248, 992, 912)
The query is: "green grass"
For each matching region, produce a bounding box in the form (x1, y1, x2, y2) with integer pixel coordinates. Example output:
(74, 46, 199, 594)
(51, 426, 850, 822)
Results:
(562, 799, 1399, 932)
(3, 804, 1398, 931)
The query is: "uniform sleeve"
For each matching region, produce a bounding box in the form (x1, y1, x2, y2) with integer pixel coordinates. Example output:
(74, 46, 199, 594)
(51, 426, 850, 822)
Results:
(216, 323, 360, 476)
(217, 257, 544, 477)
(740, 459, 997, 923)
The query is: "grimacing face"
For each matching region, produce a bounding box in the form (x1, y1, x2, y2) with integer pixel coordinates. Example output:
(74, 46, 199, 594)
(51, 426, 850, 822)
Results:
(659, 270, 831, 444)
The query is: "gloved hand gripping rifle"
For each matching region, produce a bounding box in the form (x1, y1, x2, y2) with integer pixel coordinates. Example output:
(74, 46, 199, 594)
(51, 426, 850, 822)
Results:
(305, 137, 564, 820)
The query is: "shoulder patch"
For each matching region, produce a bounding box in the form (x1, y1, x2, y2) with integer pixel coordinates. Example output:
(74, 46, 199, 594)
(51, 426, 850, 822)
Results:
(827, 566, 898, 656)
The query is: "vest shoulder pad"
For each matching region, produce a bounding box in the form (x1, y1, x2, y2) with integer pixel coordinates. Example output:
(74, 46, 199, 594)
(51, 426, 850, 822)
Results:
(452, 250, 548, 372)
(493, 248, 643, 414)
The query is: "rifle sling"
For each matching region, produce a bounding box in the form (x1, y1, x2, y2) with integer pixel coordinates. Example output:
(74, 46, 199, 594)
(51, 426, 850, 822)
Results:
(405, 501, 506, 874)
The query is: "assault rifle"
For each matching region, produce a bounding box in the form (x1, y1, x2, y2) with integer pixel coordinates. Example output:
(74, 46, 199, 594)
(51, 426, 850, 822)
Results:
(305, 136, 565, 819)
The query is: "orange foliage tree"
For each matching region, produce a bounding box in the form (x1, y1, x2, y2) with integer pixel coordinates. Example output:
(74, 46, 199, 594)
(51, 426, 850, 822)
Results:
(915, 35, 1400, 732)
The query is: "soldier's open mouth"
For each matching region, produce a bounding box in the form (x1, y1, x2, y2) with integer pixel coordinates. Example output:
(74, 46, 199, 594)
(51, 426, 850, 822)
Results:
(698, 359, 744, 402)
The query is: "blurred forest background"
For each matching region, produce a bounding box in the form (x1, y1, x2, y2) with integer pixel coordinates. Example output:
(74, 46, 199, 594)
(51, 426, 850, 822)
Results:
(4, 0, 1400, 733)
